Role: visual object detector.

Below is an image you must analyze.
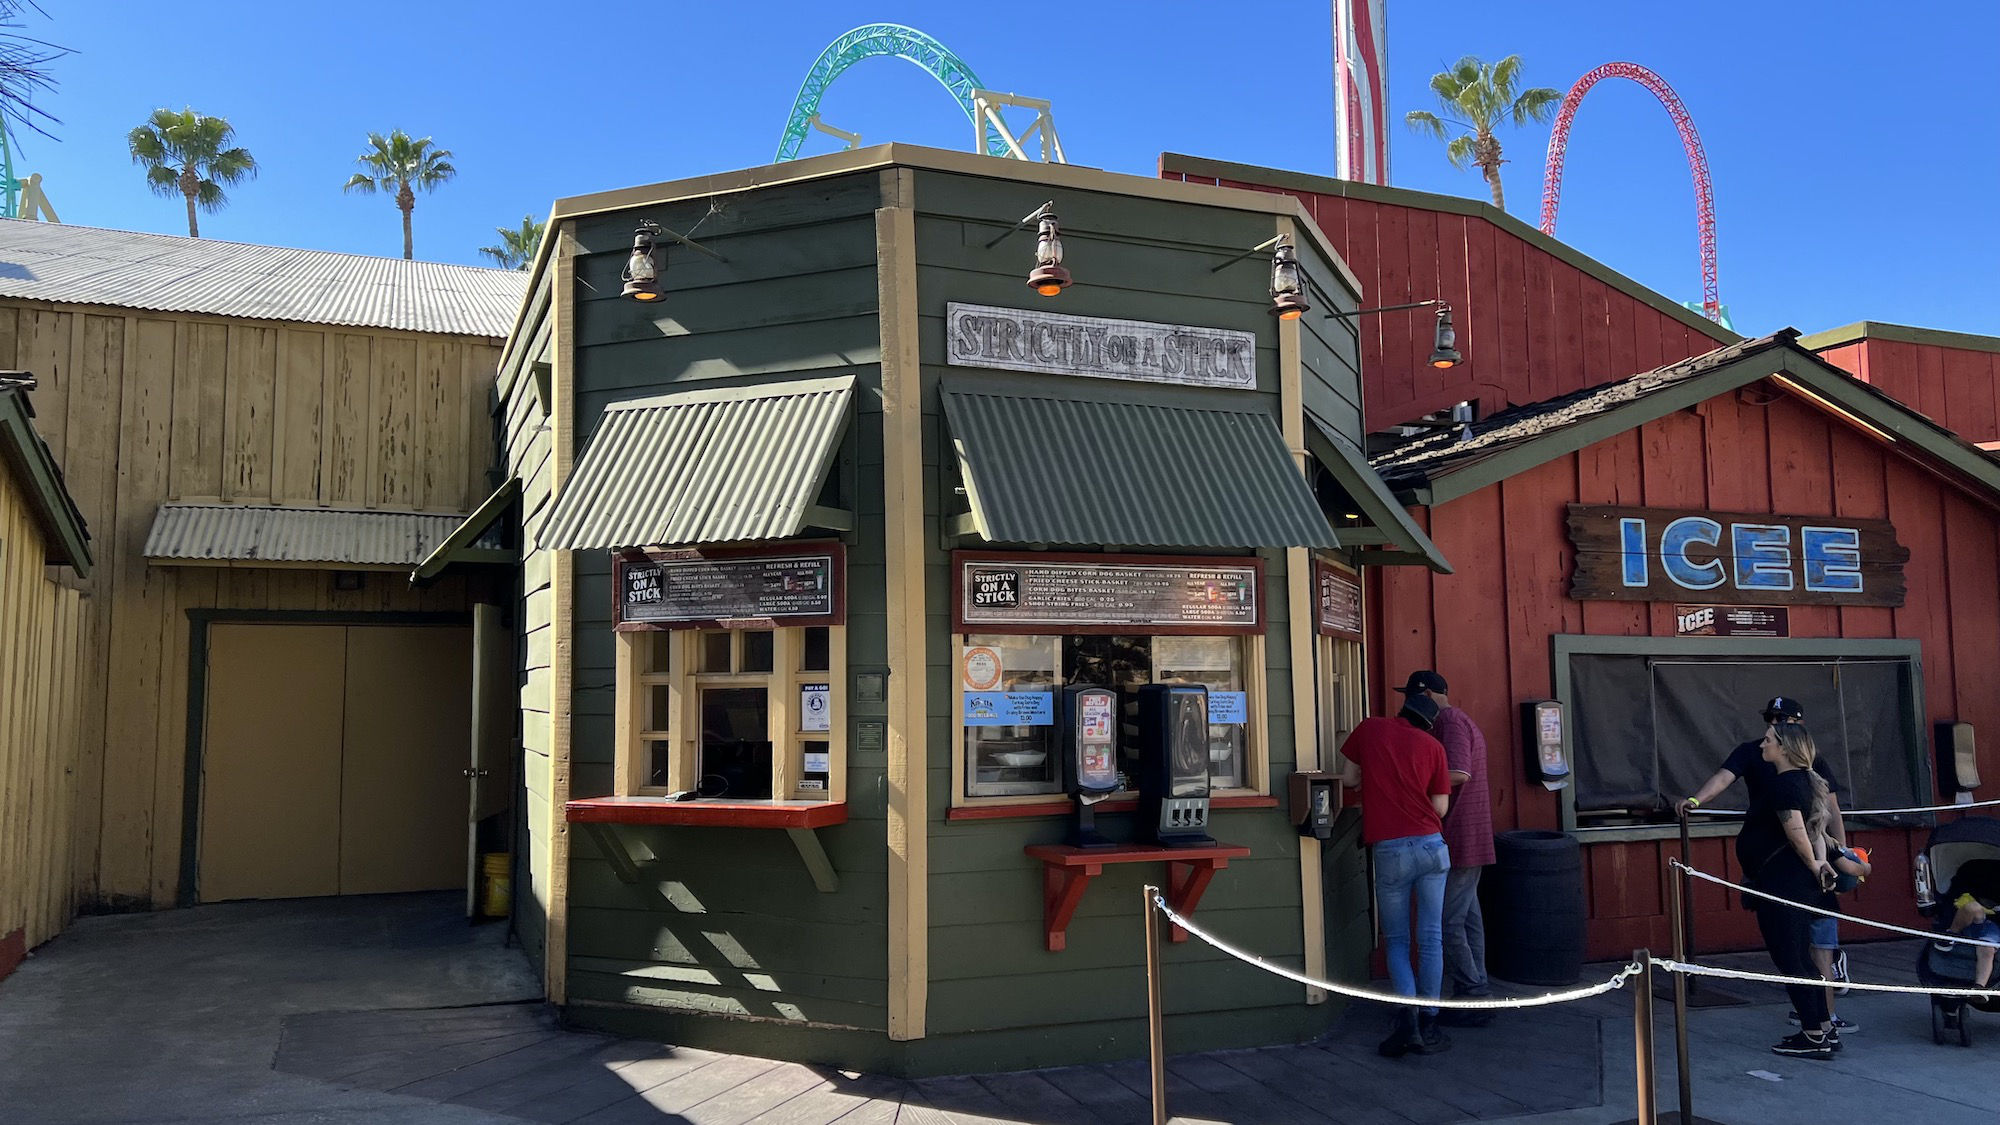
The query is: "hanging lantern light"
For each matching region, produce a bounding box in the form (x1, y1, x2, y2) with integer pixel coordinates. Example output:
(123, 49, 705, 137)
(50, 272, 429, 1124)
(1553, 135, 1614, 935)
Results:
(1026, 208, 1070, 296)
(1268, 236, 1310, 320)
(620, 223, 663, 302)
(1429, 305, 1462, 368)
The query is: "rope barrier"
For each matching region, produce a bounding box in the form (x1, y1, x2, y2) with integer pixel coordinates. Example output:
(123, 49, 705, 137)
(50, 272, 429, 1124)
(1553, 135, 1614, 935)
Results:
(1669, 859, 2000, 949)
(1686, 795, 2000, 818)
(1150, 893, 1643, 1009)
(1651, 957, 1998, 1001)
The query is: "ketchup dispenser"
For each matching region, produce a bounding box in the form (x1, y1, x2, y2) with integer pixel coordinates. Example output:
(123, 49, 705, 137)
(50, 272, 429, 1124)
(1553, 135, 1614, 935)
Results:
(1138, 683, 1216, 847)
(1061, 685, 1122, 848)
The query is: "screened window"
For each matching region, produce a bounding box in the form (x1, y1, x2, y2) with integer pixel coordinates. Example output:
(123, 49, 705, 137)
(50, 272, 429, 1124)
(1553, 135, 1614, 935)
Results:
(1567, 653, 1924, 826)
(959, 633, 1257, 799)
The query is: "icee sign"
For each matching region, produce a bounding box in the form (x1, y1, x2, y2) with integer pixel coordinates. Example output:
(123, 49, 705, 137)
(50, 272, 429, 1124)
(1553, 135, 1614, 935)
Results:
(1566, 504, 1908, 608)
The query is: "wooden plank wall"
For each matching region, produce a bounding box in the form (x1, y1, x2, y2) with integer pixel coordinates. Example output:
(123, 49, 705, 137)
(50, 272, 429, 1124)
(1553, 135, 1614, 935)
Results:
(1159, 170, 1731, 430)
(1368, 383, 2000, 958)
(0, 462, 89, 977)
(1816, 338, 2000, 445)
(0, 300, 499, 915)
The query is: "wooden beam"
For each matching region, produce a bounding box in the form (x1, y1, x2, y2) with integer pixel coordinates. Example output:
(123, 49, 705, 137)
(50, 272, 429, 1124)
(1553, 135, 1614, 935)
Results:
(877, 172, 929, 1041)
(786, 828, 839, 894)
(801, 504, 855, 533)
(546, 221, 579, 1006)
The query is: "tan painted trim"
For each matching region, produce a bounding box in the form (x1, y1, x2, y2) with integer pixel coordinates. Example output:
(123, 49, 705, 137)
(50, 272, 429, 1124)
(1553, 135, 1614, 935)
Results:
(1800, 320, 2000, 358)
(1276, 215, 1326, 1004)
(546, 222, 579, 1005)
(1159, 152, 1738, 348)
(877, 173, 929, 1041)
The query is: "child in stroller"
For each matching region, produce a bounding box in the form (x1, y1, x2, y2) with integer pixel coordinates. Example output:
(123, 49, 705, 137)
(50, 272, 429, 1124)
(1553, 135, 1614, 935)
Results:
(1914, 815, 2000, 1046)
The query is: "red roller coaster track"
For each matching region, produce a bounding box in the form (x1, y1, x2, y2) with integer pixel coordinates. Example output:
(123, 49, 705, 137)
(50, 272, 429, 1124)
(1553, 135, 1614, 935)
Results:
(1540, 62, 1719, 321)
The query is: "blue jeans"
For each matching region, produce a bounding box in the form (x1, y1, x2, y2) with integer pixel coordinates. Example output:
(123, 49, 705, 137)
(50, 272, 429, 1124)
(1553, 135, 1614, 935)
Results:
(1374, 833, 1451, 1013)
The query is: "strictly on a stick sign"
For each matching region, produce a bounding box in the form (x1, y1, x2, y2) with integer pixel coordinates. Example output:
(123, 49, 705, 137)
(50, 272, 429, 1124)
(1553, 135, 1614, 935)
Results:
(1566, 504, 1907, 608)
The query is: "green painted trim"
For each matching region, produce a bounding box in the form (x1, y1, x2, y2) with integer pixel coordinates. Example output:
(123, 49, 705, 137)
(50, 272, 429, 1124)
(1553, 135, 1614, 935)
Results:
(0, 390, 91, 575)
(177, 609, 474, 907)
(1303, 413, 1449, 572)
(412, 478, 520, 583)
(1800, 321, 2000, 358)
(1550, 634, 1929, 835)
(1420, 343, 2000, 510)
(1159, 153, 1740, 348)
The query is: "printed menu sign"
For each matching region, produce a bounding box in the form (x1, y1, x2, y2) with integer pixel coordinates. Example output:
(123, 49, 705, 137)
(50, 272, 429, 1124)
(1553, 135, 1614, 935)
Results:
(614, 544, 844, 629)
(954, 553, 1261, 635)
(1314, 561, 1363, 639)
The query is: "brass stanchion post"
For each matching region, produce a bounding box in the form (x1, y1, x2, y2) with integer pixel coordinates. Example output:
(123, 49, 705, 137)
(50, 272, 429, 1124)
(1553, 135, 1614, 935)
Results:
(1633, 949, 1657, 1125)
(1143, 883, 1167, 1125)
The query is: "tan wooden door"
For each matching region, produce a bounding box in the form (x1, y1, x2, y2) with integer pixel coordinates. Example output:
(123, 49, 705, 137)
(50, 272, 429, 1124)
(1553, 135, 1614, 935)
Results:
(198, 625, 347, 902)
(198, 623, 473, 902)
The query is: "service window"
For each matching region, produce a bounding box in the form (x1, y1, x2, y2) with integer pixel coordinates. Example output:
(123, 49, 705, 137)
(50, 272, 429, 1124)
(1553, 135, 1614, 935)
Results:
(957, 632, 1263, 799)
(1563, 648, 1926, 828)
(613, 544, 845, 802)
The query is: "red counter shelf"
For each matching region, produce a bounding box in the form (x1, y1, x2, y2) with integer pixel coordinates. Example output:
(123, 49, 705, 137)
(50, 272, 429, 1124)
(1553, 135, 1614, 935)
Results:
(1023, 841, 1251, 952)
(564, 798, 847, 893)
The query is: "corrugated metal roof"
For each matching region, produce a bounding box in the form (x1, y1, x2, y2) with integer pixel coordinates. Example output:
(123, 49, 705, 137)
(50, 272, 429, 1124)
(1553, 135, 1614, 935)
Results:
(940, 386, 1337, 549)
(144, 504, 469, 567)
(541, 376, 855, 551)
(0, 219, 526, 337)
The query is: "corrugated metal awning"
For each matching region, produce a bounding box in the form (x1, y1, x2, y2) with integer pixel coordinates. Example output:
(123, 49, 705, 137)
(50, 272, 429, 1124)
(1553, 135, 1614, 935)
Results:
(1304, 414, 1452, 573)
(940, 385, 1337, 549)
(144, 504, 469, 569)
(541, 375, 855, 551)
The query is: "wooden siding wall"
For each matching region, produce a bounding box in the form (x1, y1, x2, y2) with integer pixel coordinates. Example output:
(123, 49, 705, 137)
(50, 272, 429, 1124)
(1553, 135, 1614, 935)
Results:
(0, 465, 89, 974)
(1160, 170, 1730, 430)
(1366, 385, 2000, 958)
(0, 300, 497, 912)
(557, 175, 895, 1031)
(496, 271, 556, 971)
(909, 169, 1326, 1061)
(1817, 338, 2000, 445)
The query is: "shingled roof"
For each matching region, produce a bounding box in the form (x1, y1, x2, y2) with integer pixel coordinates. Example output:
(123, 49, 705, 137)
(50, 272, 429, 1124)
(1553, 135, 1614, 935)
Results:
(1372, 330, 2000, 507)
(0, 218, 528, 338)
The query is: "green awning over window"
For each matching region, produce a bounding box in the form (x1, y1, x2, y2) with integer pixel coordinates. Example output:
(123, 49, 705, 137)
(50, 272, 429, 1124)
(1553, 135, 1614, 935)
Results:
(1304, 413, 1451, 573)
(940, 385, 1337, 550)
(541, 375, 854, 551)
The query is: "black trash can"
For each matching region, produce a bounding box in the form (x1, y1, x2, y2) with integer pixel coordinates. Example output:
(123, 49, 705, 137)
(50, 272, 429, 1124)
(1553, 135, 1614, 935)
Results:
(1483, 830, 1586, 986)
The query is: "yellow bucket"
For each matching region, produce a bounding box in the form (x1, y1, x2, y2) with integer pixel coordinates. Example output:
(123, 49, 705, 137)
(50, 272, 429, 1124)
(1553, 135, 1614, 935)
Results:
(480, 852, 511, 918)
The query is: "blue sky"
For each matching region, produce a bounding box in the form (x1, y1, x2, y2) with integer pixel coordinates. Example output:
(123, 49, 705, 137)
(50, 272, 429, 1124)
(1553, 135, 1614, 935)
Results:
(21, 2, 1996, 339)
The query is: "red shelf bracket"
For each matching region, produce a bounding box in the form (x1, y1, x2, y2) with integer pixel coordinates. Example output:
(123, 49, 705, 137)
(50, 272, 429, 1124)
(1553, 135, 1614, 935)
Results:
(1024, 842, 1251, 952)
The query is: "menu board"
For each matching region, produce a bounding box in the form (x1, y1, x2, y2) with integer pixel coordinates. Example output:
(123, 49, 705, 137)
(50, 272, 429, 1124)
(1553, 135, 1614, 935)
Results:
(1314, 561, 1363, 640)
(614, 544, 844, 629)
(954, 553, 1261, 635)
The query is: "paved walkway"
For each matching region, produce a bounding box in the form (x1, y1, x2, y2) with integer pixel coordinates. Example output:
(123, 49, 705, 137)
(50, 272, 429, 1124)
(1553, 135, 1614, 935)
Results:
(1, 893, 1995, 1123)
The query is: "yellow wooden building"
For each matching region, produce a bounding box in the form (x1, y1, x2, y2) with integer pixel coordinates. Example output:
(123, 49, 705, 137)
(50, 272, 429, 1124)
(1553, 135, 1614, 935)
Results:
(0, 218, 526, 923)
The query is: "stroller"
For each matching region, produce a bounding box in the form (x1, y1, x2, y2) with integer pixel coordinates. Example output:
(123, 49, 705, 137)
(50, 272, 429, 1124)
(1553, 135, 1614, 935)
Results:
(1913, 815, 2000, 1046)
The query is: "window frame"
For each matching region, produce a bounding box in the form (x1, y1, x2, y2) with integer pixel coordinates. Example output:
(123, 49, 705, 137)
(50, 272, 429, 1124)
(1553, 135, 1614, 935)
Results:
(1551, 634, 1929, 842)
(947, 630, 1272, 809)
(615, 624, 847, 804)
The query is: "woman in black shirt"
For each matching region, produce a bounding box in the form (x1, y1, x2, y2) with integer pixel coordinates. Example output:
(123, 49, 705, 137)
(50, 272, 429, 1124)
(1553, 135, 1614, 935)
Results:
(1743, 723, 1839, 1059)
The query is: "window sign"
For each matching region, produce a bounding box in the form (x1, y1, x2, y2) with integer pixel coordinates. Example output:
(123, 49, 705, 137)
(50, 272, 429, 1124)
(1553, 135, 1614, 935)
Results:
(800, 683, 832, 731)
(1567, 505, 1905, 608)
(1314, 560, 1363, 639)
(1208, 691, 1249, 725)
(963, 691, 1057, 727)
(954, 552, 1261, 635)
(614, 543, 846, 629)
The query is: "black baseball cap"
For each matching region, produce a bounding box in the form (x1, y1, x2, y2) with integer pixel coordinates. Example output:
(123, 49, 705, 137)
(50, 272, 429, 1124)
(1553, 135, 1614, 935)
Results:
(1399, 693, 1440, 730)
(1394, 670, 1449, 695)
(1761, 696, 1805, 723)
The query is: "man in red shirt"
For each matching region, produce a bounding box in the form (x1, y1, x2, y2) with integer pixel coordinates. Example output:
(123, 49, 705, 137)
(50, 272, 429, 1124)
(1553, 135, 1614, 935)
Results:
(1338, 692, 1454, 1057)
(1397, 670, 1496, 1026)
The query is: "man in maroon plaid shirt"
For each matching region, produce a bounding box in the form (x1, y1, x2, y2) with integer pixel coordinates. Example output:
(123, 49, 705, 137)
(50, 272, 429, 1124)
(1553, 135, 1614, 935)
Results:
(1396, 670, 1496, 1024)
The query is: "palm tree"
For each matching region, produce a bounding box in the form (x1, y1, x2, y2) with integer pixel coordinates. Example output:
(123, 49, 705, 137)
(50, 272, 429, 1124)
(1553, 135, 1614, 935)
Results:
(126, 108, 257, 238)
(343, 130, 456, 260)
(478, 215, 544, 271)
(1405, 55, 1560, 212)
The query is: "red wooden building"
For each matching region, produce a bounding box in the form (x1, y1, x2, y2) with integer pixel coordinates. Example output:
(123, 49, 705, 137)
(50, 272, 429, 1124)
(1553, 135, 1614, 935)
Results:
(1806, 322, 2000, 447)
(1162, 155, 2000, 959)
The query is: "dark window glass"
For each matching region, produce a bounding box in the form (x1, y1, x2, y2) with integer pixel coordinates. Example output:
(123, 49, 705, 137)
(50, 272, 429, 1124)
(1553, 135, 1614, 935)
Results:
(803, 627, 831, 671)
(742, 630, 775, 673)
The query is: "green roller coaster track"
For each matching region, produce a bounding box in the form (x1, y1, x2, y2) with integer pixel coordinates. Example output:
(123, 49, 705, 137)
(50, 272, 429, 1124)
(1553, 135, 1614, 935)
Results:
(776, 24, 1007, 162)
